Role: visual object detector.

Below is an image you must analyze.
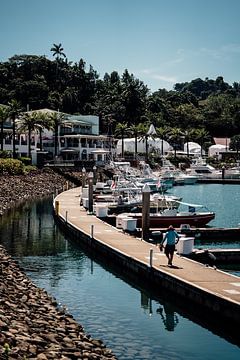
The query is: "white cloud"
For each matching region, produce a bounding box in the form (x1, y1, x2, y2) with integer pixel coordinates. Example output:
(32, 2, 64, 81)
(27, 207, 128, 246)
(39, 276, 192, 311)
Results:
(151, 74, 177, 84)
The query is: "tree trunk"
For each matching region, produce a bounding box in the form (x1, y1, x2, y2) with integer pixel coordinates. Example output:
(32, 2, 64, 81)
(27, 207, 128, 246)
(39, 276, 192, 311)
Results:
(0, 122, 3, 151)
(12, 116, 16, 158)
(28, 128, 32, 159)
(54, 125, 58, 157)
(121, 136, 124, 159)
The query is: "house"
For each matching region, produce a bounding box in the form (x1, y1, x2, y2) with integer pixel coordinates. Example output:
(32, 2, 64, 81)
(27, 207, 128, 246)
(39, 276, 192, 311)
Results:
(2, 108, 116, 165)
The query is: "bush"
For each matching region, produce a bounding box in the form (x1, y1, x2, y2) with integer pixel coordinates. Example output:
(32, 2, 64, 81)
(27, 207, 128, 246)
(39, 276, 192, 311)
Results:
(19, 156, 32, 165)
(23, 165, 38, 174)
(0, 150, 11, 158)
(0, 159, 25, 175)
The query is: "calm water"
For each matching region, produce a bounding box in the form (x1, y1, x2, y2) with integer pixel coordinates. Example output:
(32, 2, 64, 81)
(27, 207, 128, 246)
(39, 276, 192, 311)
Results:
(0, 186, 239, 360)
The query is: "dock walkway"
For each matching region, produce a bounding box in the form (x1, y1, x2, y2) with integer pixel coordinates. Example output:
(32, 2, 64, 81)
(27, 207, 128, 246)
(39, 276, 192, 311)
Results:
(54, 187, 240, 329)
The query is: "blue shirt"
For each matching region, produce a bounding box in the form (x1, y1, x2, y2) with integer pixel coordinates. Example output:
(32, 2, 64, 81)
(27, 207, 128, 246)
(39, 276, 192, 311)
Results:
(163, 229, 179, 246)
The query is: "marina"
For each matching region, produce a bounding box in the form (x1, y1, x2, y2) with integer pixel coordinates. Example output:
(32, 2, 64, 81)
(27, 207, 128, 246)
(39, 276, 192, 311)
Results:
(54, 187, 240, 332)
(1, 194, 239, 359)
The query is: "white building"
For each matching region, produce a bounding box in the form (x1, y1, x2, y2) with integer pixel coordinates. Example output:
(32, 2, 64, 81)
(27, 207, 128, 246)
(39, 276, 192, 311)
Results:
(2, 109, 116, 165)
(116, 137, 172, 155)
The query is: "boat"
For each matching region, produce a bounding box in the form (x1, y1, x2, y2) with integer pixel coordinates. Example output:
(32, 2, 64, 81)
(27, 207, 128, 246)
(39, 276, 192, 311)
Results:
(116, 201, 215, 228)
(187, 158, 240, 179)
(93, 185, 182, 214)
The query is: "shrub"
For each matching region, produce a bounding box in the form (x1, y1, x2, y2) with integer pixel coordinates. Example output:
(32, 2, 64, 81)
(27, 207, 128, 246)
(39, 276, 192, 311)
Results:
(19, 156, 32, 165)
(0, 150, 11, 158)
(0, 159, 25, 175)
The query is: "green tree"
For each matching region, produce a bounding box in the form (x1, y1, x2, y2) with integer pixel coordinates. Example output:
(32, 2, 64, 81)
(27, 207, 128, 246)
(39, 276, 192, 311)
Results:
(50, 43, 66, 60)
(156, 126, 171, 156)
(0, 105, 9, 151)
(230, 135, 240, 156)
(193, 128, 211, 156)
(114, 122, 130, 158)
(16, 111, 42, 158)
(8, 99, 22, 158)
(167, 127, 184, 158)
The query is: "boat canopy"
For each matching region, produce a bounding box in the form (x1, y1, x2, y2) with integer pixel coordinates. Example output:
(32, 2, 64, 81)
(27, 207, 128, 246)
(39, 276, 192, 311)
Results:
(175, 201, 205, 208)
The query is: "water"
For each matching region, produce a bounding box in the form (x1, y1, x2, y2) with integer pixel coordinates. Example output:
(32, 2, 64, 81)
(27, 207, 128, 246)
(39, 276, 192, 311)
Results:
(171, 183, 240, 228)
(0, 188, 239, 359)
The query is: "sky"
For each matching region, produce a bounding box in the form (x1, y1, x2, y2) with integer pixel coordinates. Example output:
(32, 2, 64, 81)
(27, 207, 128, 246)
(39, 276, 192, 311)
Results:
(1, 0, 240, 93)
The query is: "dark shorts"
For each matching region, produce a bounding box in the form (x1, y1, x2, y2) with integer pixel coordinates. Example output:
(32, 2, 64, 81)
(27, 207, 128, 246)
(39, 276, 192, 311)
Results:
(164, 244, 175, 256)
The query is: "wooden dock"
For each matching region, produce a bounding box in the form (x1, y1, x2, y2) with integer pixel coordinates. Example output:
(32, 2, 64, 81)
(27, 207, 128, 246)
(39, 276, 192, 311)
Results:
(54, 187, 240, 343)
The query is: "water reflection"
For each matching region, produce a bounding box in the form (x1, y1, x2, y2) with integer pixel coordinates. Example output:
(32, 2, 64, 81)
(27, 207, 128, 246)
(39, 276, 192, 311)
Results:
(156, 304, 179, 331)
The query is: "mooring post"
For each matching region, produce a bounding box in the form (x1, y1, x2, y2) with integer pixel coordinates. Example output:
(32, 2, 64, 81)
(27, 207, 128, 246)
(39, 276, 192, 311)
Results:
(142, 184, 150, 241)
(88, 172, 94, 214)
(82, 167, 86, 188)
(90, 224, 94, 239)
(55, 200, 60, 215)
(65, 211, 68, 223)
(93, 165, 97, 186)
(149, 248, 153, 267)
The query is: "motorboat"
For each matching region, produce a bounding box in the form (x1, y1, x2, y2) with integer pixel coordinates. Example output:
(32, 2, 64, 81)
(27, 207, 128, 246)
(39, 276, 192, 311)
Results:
(116, 201, 215, 228)
(187, 158, 240, 179)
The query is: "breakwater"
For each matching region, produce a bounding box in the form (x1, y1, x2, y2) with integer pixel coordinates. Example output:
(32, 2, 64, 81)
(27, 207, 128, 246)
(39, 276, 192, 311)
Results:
(0, 245, 116, 359)
(0, 171, 117, 359)
(0, 169, 70, 216)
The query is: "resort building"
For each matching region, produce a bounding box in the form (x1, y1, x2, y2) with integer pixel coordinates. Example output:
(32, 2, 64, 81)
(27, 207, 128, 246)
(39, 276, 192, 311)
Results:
(2, 109, 116, 165)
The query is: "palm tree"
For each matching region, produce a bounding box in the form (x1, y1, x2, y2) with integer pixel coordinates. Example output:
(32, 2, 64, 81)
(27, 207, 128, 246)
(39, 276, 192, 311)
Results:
(16, 112, 42, 158)
(156, 126, 171, 157)
(129, 124, 142, 159)
(50, 43, 66, 92)
(230, 134, 240, 157)
(48, 111, 70, 157)
(194, 128, 211, 157)
(35, 112, 52, 151)
(50, 43, 66, 60)
(8, 99, 22, 158)
(167, 127, 184, 159)
(137, 122, 150, 162)
(0, 105, 9, 151)
(114, 122, 130, 159)
(182, 129, 195, 158)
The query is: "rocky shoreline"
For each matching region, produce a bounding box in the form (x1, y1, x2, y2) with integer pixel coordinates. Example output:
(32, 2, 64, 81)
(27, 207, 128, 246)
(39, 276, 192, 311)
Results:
(0, 170, 117, 359)
(0, 168, 73, 216)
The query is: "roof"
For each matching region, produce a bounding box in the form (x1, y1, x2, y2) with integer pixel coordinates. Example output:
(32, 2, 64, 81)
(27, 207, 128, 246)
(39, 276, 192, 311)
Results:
(213, 137, 230, 146)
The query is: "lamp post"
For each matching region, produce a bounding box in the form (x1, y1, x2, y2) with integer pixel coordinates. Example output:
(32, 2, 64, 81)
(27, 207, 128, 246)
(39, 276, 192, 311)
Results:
(88, 171, 94, 214)
(82, 167, 86, 188)
(142, 183, 150, 241)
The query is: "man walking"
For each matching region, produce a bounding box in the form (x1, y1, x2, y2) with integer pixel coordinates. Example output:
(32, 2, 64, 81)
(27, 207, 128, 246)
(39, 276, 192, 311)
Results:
(160, 225, 180, 267)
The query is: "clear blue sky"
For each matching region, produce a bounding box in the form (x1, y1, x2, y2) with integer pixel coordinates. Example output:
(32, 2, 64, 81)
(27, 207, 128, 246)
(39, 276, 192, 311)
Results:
(1, 0, 240, 92)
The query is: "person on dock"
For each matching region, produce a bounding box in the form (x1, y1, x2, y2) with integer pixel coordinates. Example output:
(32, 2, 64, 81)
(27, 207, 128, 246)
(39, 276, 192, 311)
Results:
(160, 225, 180, 267)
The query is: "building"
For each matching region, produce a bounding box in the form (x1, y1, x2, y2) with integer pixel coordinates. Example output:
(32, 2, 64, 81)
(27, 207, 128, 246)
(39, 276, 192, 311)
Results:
(2, 109, 116, 165)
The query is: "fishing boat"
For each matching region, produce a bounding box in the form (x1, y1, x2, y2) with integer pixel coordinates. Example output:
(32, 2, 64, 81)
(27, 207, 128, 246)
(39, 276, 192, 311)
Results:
(116, 201, 215, 228)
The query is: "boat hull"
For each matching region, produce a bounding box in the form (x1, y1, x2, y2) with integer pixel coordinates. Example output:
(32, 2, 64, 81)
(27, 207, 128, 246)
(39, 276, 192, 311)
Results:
(129, 212, 215, 228)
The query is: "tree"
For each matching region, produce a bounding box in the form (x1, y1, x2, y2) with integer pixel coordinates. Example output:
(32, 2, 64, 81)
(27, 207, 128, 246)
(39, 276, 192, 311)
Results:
(0, 105, 9, 151)
(48, 111, 71, 157)
(167, 127, 184, 158)
(50, 43, 66, 60)
(114, 122, 130, 158)
(16, 111, 42, 158)
(193, 128, 211, 156)
(230, 135, 240, 156)
(156, 126, 171, 156)
(8, 99, 22, 158)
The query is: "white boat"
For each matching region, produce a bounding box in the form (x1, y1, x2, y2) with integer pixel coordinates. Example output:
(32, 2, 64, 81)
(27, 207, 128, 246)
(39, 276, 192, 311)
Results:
(187, 158, 240, 179)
